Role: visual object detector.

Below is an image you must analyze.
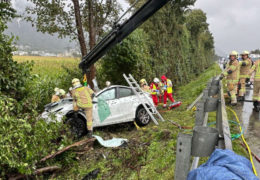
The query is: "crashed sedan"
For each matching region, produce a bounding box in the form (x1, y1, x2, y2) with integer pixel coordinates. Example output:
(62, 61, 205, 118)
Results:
(41, 85, 154, 137)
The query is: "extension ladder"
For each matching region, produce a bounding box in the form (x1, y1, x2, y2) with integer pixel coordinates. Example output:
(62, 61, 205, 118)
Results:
(123, 74, 165, 125)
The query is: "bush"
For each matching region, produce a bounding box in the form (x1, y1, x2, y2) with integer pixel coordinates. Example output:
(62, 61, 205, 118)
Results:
(0, 19, 33, 100)
(0, 93, 72, 176)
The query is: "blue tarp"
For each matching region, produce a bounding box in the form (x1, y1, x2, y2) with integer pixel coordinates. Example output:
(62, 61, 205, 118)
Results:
(187, 149, 259, 180)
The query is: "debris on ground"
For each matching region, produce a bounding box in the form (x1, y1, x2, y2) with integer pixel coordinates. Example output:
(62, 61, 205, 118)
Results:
(41, 138, 96, 162)
(93, 135, 128, 148)
(82, 168, 100, 180)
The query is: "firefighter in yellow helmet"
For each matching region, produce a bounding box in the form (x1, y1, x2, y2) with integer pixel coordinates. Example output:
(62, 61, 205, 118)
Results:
(51, 87, 60, 103)
(220, 51, 240, 105)
(249, 59, 260, 111)
(71, 78, 95, 138)
(238, 51, 252, 100)
(139, 79, 151, 93)
(59, 89, 66, 99)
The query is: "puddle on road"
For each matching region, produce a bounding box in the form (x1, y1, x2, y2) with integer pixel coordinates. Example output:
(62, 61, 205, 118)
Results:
(234, 86, 260, 177)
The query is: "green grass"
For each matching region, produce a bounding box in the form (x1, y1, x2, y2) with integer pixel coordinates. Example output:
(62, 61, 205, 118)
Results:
(14, 56, 79, 78)
(47, 63, 224, 179)
(14, 58, 249, 179)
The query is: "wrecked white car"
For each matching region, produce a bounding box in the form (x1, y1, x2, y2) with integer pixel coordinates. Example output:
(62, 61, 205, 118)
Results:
(41, 85, 154, 137)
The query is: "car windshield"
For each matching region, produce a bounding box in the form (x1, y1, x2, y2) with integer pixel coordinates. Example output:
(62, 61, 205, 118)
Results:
(98, 88, 116, 101)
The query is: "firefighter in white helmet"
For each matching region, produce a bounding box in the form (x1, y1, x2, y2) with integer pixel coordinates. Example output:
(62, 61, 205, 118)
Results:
(150, 78, 160, 107)
(105, 81, 111, 87)
(71, 78, 95, 138)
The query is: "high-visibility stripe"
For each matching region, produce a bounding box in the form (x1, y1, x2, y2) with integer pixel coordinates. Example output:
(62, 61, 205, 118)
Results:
(151, 84, 157, 95)
(167, 79, 173, 93)
(227, 80, 239, 83)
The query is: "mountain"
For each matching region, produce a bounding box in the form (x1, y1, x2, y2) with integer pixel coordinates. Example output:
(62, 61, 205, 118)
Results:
(6, 19, 77, 53)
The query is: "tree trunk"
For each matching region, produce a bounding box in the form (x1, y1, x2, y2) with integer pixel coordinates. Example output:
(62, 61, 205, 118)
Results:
(72, 0, 87, 57)
(87, 0, 96, 89)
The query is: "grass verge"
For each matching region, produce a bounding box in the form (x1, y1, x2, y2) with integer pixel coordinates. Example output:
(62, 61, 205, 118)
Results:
(49, 63, 224, 179)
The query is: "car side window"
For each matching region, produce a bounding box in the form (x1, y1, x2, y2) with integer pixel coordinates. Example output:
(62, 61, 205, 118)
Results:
(98, 88, 116, 101)
(119, 88, 133, 98)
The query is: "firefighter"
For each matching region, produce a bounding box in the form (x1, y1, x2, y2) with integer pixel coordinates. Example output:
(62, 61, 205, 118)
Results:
(140, 79, 151, 93)
(59, 89, 66, 99)
(161, 75, 175, 108)
(105, 81, 111, 87)
(71, 78, 94, 138)
(51, 87, 60, 103)
(220, 51, 240, 105)
(238, 51, 252, 100)
(249, 59, 260, 111)
(150, 78, 160, 107)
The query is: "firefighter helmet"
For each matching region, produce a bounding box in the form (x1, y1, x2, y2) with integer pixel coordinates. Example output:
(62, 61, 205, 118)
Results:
(241, 50, 249, 55)
(59, 89, 66, 96)
(229, 51, 238, 58)
(72, 78, 81, 87)
(153, 78, 160, 83)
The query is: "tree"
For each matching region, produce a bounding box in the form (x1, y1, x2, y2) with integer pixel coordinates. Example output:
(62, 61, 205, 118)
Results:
(186, 9, 208, 38)
(0, 1, 17, 22)
(251, 49, 260, 54)
(0, 2, 32, 100)
(26, 0, 122, 88)
(125, 1, 214, 85)
(97, 29, 153, 86)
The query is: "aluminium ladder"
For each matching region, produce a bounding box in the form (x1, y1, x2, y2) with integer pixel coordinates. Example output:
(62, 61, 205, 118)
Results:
(123, 74, 165, 125)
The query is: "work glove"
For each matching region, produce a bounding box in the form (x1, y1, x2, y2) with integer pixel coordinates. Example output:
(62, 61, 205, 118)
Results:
(163, 85, 167, 90)
(73, 111, 78, 118)
(242, 62, 247, 66)
(227, 70, 233, 74)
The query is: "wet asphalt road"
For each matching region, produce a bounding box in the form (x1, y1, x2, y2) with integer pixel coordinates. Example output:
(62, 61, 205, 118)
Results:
(234, 86, 260, 177)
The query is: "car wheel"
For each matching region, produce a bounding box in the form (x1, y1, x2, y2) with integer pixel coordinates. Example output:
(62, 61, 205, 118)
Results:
(135, 107, 151, 126)
(66, 117, 87, 138)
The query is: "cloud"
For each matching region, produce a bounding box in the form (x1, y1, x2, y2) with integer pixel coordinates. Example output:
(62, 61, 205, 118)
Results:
(194, 0, 260, 55)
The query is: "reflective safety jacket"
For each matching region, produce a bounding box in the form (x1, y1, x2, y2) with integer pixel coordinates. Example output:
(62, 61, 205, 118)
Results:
(141, 85, 151, 93)
(51, 95, 60, 103)
(239, 58, 252, 78)
(72, 86, 94, 108)
(150, 83, 158, 95)
(249, 59, 260, 82)
(164, 79, 173, 94)
(223, 59, 240, 83)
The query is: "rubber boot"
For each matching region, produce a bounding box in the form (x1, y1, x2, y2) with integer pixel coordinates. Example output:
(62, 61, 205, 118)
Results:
(87, 130, 93, 138)
(253, 101, 258, 111)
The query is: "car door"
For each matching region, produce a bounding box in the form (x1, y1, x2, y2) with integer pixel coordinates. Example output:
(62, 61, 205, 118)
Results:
(117, 87, 136, 120)
(93, 87, 123, 126)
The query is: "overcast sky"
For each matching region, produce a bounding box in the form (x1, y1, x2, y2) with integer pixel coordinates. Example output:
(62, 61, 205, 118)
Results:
(10, 0, 260, 56)
(194, 0, 260, 55)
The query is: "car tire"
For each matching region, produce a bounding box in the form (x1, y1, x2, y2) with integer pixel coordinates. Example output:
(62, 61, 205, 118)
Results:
(66, 117, 87, 138)
(135, 107, 151, 126)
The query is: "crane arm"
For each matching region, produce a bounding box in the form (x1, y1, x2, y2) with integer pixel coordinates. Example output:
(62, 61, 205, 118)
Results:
(79, 0, 170, 71)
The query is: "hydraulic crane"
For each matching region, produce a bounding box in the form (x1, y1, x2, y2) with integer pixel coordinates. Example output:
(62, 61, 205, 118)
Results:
(79, 0, 170, 71)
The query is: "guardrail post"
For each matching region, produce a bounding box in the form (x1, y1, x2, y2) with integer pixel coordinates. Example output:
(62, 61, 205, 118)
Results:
(174, 133, 192, 180)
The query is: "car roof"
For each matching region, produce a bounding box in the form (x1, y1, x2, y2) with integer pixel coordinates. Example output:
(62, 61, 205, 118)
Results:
(96, 85, 131, 96)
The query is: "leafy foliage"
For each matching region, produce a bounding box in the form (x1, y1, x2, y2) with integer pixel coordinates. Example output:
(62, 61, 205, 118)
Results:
(0, 1, 17, 22)
(0, 18, 33, 100)
(97, 29, 153, 86)
(0, 93, 72, 176)
(26, 0, 122, 41)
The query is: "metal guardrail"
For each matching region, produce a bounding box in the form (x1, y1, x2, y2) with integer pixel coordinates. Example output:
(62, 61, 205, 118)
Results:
(174, 77, 232, 180)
